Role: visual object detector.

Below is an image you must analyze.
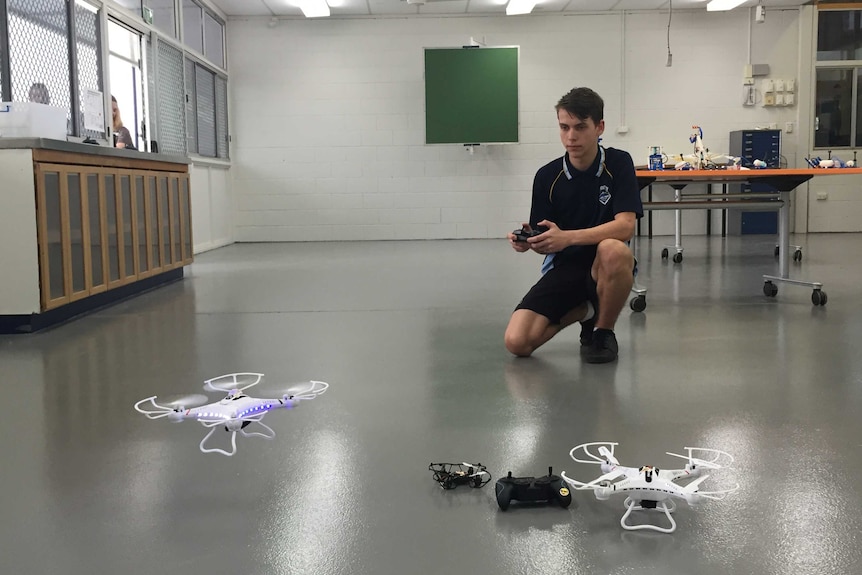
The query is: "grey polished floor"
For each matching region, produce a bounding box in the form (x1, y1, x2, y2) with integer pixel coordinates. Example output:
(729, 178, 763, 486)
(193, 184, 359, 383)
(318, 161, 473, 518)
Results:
(2, 234, 861, 575)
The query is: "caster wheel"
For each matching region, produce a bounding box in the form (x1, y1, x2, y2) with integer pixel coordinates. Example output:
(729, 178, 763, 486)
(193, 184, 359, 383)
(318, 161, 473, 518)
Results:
(812, 290, 827, 306)
(774, 246, 780, 257)
(793, 249, 802, 262)
(672, 253, 683, 263)
(661, 248, 669, 259)
(630, 295, 646, 312)
(763, 282, 778, 297)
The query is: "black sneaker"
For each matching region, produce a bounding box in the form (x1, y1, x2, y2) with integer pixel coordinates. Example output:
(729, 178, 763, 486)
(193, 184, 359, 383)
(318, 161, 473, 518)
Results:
(579, 313, 596, 347)
(582, 328, 618, 364)
(579, 281, 600, 347)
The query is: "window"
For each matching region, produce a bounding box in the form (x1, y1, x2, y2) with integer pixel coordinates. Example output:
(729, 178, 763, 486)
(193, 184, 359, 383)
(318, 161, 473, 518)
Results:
(183, 55, 228, 159)
(178, 0, 223, 69)
(817, 9, 862, 60)
(182, 0, 202, 54)
(113, 0, 143, 16)
(146, 0, 177, 39)
(204, 12, 223, 69)
(108, 20, 146, 150)
(814, 9, 862, 148)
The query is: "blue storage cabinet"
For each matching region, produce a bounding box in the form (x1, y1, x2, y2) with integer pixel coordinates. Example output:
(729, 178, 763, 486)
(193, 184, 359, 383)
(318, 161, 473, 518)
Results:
(728, 129, 781, 234)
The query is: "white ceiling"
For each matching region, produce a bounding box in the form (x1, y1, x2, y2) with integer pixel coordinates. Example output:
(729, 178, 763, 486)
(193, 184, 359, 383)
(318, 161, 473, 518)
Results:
(210, 0, 811, 19)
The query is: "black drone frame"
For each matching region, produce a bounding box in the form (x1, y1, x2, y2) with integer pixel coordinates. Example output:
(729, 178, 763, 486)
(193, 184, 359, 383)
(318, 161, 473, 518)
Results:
(429, 462, 491, 490)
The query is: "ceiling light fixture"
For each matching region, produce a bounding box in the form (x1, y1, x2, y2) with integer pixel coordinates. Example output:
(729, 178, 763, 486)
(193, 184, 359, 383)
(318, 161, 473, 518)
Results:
(300, 0, 330, 18)
(706, 0, 747, 11)
(506, 0, 537, 16)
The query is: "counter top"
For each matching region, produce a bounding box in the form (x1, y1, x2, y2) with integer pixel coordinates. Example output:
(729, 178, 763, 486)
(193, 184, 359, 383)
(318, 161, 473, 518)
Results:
(0, 137, 189, 165)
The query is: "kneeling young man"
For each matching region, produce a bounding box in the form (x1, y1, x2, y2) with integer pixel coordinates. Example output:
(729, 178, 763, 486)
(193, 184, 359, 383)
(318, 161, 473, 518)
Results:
(505, 87, 643, 363)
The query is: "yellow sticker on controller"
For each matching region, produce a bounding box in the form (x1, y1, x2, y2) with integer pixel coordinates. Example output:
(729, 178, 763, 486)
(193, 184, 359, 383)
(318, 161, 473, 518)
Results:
(560, 487, 570, 496)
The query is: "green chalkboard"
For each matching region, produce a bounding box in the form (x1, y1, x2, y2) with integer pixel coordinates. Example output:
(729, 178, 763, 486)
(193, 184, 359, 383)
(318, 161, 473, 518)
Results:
(424, 47, 519, 145)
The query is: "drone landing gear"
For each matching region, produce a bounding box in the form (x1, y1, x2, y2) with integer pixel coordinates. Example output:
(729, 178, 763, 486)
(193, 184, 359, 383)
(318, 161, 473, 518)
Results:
(199, 418, 275, 456)
(621, 497, 677, 534)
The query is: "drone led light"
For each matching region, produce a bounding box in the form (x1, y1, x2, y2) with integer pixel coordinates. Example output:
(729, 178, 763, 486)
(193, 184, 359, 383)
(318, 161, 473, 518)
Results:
(706, 0, 747, 11)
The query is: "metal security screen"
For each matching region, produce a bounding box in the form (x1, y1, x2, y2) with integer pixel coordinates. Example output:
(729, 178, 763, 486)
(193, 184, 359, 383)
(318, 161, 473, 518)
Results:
(155, 37, 185, 155)
(7, 0, 72, 131)
(194, 63, 215, 157)
(184, 55, 195, 153)
(0, 2, 8, 101)
(215, 74, 227, 159)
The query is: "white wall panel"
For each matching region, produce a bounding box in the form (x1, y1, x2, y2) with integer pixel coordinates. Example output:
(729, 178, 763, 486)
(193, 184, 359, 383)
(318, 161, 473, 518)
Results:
(227, 8, 861, 241)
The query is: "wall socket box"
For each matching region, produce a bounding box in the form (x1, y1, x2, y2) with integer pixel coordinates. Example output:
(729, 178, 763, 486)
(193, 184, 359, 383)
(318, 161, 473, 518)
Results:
(785, 122, 794, 133)
(775, 93, 785, 106)
(784, 93, 795, 106)
(764, 93, 776, 106)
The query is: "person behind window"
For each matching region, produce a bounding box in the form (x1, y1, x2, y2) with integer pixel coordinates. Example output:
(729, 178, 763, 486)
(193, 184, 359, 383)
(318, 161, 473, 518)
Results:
(28, 83, 50, 105)
(111, 95, 136, 150)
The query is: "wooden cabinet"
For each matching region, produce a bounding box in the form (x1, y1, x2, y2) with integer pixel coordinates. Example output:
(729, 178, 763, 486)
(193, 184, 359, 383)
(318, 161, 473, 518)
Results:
(33, 150, 192, 312)
(36, 162, 192, 311)
(0, 142, 191, 333)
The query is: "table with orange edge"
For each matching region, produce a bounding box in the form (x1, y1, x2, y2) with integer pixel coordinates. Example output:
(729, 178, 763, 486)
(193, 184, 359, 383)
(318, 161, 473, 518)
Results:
(631, 168, 862, 307)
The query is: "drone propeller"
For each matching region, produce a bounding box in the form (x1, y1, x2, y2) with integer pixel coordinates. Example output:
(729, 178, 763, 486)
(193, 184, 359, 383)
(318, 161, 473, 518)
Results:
(256, 380, 329, 401)
(665, 447, 734, 471)
(133, 394, 210, 419)
(203, 372, 265, 393)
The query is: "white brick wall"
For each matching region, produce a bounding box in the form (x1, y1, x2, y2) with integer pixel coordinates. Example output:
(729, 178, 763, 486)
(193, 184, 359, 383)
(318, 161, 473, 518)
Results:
(226, 8, 861, 241)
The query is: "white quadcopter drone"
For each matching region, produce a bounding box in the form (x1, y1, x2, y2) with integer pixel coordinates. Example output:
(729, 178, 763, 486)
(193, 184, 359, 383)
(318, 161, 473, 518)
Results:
(561, 442, 739, 533)
(134, 373, 329, 456)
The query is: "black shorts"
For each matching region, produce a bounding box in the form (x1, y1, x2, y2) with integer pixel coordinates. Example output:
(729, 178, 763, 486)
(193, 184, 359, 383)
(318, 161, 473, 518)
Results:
(515, 259, 596, 325)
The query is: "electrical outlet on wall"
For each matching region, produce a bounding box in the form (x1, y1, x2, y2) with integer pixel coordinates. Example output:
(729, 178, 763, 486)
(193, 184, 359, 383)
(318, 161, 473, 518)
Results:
(764, 93, 776, 106)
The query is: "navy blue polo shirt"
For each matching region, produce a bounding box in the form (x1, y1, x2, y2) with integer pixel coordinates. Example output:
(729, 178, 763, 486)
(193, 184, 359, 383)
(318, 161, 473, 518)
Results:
(529, 145, 643, 268)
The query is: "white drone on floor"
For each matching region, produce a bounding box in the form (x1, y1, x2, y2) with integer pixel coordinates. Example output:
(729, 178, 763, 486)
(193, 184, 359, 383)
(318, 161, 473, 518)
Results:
(560, 442, 739, 533)
(134, 373, 329, 456)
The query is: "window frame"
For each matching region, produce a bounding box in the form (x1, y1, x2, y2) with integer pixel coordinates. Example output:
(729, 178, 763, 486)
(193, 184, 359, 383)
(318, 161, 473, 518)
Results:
(814, 7, 862, 149)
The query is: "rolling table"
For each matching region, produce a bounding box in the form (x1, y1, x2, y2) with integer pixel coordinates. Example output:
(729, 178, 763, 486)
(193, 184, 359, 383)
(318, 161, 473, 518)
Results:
(631, 168, 862, 309)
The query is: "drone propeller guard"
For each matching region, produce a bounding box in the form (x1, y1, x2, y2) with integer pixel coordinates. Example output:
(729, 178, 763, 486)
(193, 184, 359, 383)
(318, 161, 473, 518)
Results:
(203, 372, 265, 393)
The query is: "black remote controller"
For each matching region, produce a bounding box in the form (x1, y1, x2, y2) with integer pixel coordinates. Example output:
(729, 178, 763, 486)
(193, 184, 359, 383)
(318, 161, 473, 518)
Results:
(512, 228, 543, 242)
(495, 467, 572, 511)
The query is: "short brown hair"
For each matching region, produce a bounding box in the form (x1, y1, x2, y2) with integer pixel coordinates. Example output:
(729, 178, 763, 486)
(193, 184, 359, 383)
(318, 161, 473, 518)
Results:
(555, 87, 604, 124)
